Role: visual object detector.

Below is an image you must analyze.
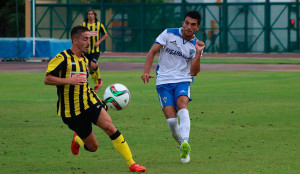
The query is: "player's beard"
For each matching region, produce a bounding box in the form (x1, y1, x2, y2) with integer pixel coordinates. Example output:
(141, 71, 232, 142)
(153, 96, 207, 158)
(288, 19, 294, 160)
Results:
(80, 45, 89, 53)
(184, 28, 193, 36)
(84, 46, 89, 53)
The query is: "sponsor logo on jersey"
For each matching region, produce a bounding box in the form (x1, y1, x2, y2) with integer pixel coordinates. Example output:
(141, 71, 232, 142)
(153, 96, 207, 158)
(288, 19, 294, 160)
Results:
(170, 40, 178, 47)
(70, 72, 87, 78)
(165, 47, 189, 59)
(90, 31, 98, 36)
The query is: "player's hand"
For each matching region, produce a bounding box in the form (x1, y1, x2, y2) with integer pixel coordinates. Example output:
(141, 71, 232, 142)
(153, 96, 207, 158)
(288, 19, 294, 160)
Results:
(94, 41, 101, 47)
(141, 73, 154, 84)
(195, 40, 205, 53)
(69, 76, 87, 85)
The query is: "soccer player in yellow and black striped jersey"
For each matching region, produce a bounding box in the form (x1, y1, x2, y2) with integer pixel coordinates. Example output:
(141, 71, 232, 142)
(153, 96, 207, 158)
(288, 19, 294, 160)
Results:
(44, 25, 146, 172)
(83, 9, 108, 92)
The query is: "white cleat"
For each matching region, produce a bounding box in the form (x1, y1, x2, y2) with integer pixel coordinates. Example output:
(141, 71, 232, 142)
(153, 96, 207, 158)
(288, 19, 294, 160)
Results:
(181, 154, 190, 164)
(180, 142, 191, 164)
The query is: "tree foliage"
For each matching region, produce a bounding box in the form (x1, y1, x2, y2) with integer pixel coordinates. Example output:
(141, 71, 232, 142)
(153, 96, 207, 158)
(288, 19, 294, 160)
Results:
(0, 0, 25, 37)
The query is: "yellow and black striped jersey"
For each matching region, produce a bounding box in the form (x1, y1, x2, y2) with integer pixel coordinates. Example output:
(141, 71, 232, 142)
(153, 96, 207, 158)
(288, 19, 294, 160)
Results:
(46, 49, 105, 117)
(82, 21, 107, 54)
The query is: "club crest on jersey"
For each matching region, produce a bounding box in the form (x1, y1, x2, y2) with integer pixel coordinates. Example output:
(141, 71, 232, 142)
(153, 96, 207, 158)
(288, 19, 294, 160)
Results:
(189, 49, 195, 57)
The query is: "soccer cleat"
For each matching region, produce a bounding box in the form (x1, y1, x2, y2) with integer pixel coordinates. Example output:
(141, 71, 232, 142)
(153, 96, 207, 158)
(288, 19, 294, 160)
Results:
(180, 142, 191, 164)
(71, 132, 80, 155)
(181, 154, 190, 164)
(129, 163, 146, 172)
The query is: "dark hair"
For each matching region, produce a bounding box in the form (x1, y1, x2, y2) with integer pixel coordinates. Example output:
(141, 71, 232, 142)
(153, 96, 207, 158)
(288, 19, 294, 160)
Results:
(184, 11, 201, 25)
(71, 25, 89, 40)
(85, 9, 98, 23)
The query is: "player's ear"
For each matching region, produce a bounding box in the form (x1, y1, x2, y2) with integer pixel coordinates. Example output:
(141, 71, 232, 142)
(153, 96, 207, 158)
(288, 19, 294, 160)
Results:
(72, 37, 78, 44)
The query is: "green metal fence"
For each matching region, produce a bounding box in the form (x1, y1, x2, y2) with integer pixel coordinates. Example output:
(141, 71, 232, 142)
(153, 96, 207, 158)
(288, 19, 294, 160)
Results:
(34, 1, 300, 53)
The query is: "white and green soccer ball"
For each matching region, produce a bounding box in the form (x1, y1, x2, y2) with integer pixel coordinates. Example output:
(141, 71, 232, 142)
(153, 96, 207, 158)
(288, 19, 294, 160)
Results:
(103, 83, 131, 110)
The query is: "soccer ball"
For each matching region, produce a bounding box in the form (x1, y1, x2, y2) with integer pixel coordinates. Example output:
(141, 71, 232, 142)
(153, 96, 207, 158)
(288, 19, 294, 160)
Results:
(103, 83, 131, 110)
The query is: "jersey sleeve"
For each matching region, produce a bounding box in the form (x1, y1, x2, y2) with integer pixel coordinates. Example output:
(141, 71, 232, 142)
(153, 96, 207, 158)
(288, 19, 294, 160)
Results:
(99, 24, 107, 35)
(155, 29, 168, 46)
(46, 53, 65, 77)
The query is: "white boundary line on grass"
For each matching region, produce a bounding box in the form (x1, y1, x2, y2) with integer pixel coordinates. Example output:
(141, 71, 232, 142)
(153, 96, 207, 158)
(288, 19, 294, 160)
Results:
(0, 98, 57, 102)
(194, 76, 300, 88)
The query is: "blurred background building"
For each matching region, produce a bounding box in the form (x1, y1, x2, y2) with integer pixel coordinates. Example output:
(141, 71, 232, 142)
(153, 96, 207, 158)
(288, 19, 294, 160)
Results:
(0, 0, 299, 57)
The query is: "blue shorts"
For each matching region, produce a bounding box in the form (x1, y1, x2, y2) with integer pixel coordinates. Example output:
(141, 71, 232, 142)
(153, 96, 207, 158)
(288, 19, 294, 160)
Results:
(156, 82, 191, 110)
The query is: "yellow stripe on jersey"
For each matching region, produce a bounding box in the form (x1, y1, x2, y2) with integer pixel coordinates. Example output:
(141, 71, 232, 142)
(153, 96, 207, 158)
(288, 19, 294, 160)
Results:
(46, 49, 101, 118)
(46, 54, 65, 74)
(73, 60, 81, 116)
(92, 23, 97, 52)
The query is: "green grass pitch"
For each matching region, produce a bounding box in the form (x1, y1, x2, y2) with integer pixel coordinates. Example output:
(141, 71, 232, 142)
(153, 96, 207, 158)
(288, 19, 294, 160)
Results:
(0, 70, 299, 173)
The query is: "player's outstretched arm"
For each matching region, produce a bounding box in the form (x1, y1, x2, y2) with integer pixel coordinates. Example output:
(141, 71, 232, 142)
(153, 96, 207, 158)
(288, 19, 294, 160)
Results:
(190, 40, 205, 76)
(141, 43, 162, 84)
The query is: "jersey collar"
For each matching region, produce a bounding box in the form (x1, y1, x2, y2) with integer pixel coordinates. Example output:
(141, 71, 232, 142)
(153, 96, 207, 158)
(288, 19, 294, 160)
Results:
(179, 27, 197, 45)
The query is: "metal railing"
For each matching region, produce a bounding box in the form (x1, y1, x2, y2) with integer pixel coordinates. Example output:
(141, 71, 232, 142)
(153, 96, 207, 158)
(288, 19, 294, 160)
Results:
(34, 0, 300, 53)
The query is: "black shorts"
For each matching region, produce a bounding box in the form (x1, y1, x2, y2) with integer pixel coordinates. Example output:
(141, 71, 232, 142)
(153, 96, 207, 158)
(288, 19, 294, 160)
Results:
(85, 52, 100, 64)
(62, 104, 102, 139)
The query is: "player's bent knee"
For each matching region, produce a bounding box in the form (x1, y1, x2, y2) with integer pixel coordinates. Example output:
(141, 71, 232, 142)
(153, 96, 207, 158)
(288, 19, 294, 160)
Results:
(177, 98, 189, 109)
(87, 142, 98, 152)
(177, 105, 188, 110)
(90, 63, 97, 70)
